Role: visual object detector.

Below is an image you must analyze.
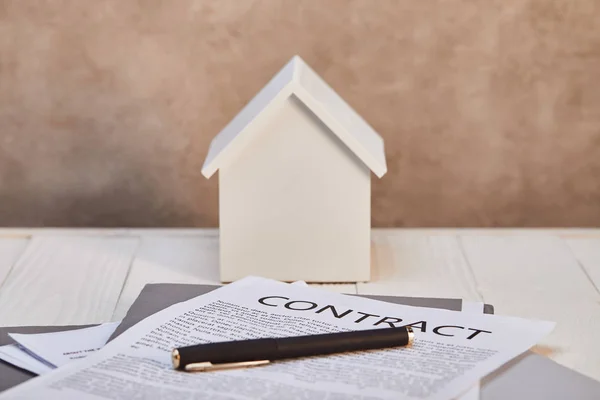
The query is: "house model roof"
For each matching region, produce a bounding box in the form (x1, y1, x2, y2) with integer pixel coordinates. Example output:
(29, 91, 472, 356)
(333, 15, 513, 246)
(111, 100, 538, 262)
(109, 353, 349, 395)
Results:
(201, 55, 387, 178)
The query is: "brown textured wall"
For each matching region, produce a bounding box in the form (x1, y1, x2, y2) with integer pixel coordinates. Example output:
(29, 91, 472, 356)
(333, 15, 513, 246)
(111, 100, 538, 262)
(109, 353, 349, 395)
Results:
(0, 0, 599, 227)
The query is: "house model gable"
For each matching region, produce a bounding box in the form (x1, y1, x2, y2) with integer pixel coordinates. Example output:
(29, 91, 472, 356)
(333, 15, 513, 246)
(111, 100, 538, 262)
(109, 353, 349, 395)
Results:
(202, 55, 387, 179)
(203, 55, 386, 283)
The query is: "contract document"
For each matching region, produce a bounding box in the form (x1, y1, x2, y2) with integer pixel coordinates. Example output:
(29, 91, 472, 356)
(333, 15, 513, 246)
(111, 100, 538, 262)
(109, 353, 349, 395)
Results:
(0, 277, 554, 400)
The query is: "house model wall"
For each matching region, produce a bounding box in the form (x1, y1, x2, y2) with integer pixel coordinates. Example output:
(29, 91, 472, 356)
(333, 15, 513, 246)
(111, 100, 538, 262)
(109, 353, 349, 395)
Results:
(202, 56, 387, 282)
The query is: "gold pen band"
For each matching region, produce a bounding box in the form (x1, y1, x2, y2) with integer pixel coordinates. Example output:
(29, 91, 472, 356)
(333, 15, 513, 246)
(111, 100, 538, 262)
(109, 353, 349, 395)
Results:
(172, 349, 181, 369)
(407, 326, 415, 346)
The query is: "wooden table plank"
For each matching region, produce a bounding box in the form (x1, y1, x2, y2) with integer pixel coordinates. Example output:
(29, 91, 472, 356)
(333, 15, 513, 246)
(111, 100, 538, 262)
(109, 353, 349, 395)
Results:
(0, 237, 29, 289)
(358, 233, 482, 301)
(459, 235, 599, 300)
(112, 236, 221, 321)
(459, 234, 600, 381)
(565, 237, 600, 294)
(0, 236, 139, 326)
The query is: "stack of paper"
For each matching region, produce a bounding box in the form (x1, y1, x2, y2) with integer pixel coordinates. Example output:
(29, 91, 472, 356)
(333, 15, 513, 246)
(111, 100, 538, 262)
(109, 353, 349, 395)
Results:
(0, 322, 120, 375)
(0, 276, 555, 399)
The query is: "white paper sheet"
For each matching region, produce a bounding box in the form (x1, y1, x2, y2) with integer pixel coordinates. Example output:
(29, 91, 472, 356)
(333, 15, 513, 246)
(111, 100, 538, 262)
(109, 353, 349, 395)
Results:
(293, 292, 481, 400)
(455, 302, 484, 400)
(0, 322, 120, 375)
(0, 277, 554, 400)
(0, 344, 53, 375)
(8, 322, 120, 368)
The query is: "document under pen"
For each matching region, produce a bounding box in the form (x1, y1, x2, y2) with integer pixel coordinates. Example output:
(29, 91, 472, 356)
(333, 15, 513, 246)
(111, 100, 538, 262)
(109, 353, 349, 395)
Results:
(0, 277, 554, 400)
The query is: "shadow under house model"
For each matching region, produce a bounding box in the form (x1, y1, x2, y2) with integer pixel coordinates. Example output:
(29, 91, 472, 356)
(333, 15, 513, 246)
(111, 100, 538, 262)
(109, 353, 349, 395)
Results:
(202, 56, 387, 283)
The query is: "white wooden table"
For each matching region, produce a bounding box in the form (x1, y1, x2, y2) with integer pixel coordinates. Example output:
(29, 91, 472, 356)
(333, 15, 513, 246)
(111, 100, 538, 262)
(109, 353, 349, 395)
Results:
(0, 228, 599, 382)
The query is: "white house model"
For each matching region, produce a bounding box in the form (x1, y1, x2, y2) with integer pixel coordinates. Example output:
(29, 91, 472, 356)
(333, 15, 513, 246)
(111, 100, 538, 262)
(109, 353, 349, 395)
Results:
(202, 56, 387, 282)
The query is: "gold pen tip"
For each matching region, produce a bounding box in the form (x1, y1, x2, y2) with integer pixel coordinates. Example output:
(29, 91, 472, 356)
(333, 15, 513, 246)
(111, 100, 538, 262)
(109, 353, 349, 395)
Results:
(406, 326, 415, 346)
(172, 349, 180, 369)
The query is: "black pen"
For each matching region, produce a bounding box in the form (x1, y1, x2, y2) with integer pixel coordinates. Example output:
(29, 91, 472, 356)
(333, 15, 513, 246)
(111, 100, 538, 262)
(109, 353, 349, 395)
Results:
(172, 326, 414, 372)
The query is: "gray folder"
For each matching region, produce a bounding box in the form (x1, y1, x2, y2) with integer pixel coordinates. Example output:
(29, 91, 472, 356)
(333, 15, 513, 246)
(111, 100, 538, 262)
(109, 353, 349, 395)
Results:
(1, 284, 599, 399)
